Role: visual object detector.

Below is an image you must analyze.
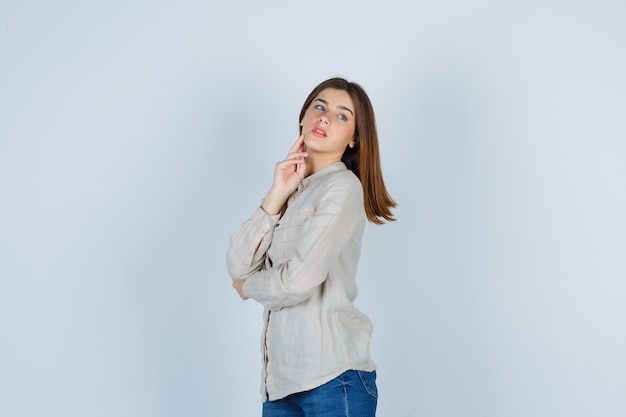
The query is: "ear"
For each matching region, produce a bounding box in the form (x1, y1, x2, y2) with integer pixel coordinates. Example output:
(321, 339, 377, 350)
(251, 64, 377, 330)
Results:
(349, 139, 356, 148)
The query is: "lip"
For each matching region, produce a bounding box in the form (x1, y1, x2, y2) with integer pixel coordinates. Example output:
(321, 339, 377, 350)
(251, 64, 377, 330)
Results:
(311, 126, 327, 138)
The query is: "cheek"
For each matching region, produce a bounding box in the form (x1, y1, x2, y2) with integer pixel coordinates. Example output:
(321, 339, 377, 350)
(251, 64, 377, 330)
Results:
(301, 113, 313, 127)
(340, 125, 356, 141)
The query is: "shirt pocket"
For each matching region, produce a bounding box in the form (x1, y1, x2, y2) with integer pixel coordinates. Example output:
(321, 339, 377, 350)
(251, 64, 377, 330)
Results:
(271, 208, 315, 262)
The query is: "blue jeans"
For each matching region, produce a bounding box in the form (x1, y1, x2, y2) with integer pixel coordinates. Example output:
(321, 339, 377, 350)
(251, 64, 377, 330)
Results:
(262, 370, 378, 417)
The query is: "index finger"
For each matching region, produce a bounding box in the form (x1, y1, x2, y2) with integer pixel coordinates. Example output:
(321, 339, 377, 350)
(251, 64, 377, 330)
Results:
(287, 134, 305, 155)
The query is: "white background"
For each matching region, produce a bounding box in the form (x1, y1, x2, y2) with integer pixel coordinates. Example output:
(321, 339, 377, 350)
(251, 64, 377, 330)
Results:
(1, 1, 625, 416)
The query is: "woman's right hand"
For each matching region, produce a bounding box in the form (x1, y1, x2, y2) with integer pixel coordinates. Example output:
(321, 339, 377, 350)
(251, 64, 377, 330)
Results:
(261, 135, 308, 215)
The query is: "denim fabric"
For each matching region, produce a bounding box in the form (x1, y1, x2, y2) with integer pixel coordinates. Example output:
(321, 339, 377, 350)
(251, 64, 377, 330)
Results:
(262, 370, 377, 417)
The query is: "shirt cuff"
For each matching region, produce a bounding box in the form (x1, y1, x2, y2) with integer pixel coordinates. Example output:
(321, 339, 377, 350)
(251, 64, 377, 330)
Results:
(251, 205, 281, 233)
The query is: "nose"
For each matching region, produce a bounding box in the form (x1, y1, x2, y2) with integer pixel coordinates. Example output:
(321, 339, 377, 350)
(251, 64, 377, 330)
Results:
(319, 114, 329, 125)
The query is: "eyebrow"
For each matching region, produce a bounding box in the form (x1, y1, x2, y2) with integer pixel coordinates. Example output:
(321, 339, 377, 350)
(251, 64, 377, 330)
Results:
(314, 98, 354, 117)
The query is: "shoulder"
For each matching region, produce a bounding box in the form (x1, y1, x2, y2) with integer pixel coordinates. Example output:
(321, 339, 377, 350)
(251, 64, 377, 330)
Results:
(301, 163, 363, 209)
(316, 167, 363, 210)
(323, 166, 362, 193)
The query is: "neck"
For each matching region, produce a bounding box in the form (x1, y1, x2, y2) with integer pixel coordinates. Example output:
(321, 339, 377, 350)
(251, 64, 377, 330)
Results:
(304, 152, 342, 177)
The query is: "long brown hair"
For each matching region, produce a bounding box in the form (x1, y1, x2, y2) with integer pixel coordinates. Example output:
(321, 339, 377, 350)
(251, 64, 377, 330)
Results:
(299, 78, 396, 224)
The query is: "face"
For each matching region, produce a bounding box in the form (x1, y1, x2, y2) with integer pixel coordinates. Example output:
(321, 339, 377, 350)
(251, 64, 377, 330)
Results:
(300, 88, 356, 158)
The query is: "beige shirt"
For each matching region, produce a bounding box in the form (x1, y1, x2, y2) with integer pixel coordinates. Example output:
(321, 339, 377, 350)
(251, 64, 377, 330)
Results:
(226, 162, 376, 401)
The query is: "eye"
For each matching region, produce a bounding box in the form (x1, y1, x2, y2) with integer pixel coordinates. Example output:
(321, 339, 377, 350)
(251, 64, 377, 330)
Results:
(338, 114, 348, 121)
(315, 104, 325, 111)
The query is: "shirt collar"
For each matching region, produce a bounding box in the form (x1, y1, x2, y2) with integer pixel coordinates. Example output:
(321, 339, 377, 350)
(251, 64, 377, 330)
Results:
(298, 162, 347, 192)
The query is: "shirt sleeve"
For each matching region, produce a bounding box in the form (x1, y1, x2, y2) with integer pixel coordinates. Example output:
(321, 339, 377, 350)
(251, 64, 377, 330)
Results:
(241, 176, 363, 310)
(226, 206, 281, 281)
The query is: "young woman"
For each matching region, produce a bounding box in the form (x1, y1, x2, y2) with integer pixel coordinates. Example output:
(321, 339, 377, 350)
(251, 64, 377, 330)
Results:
(226, 77, 396, 417)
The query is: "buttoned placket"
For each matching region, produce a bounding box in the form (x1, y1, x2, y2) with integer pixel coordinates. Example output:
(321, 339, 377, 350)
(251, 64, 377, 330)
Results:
(262, 310, 271, 400)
